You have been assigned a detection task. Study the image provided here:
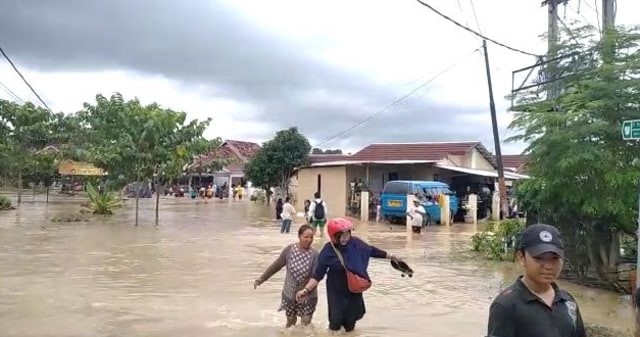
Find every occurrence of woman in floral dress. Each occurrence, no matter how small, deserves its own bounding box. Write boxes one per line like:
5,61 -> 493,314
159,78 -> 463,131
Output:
254,224 -> 319,327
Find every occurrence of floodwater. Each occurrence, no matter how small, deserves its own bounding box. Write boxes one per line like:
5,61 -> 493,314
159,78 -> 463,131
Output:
0,194 -> 634,337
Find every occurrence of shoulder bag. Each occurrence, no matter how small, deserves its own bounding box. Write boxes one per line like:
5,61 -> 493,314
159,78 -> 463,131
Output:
330,243 -> 372,293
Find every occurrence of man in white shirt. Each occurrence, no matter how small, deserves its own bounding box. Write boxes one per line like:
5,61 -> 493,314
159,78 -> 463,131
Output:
407,198 -> 426,234
280,196 -> 296,233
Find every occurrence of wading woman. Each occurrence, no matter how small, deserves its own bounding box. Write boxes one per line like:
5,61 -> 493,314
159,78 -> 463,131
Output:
254,224 -> 319,328
295,218 -> 398,333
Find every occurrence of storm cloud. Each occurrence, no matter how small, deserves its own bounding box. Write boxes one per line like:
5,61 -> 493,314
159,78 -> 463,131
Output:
0,0 -> 499,150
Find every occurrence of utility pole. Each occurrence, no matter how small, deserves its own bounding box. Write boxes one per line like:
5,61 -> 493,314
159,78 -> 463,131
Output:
602,0 -> 616,31
541,0 -> 568,99
481,40 -> 508,220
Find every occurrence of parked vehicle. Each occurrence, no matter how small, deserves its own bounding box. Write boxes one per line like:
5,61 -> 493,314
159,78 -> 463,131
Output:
380,180 -> 459,225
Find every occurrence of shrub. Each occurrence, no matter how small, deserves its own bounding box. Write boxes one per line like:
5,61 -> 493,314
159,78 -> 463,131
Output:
470,219 -> 525,261
0,195 -> 12,210
85,182 -> 121,215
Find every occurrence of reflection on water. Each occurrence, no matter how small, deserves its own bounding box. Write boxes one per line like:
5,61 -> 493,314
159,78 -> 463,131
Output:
0,196 -> 633,336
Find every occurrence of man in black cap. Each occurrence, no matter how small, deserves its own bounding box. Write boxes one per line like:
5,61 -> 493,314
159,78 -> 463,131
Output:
486,224 -> 586,337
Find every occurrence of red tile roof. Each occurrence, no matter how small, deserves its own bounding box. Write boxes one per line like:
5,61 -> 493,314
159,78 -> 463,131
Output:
224,140 -> 261,160
188,139 -> 260,171
351,141 -> 487,162
309,154 -> 351,163
502,154 -> 527,172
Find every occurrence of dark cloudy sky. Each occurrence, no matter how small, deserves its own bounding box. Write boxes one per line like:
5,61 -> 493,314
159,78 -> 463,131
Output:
0,0 -> 629,154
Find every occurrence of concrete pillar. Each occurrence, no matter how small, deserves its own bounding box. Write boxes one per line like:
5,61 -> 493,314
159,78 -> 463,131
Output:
440,195 -> 451,226
491,191 -> 500,221
360,190 -> 369,222
406,194 -> 415,238
468,193 -> 478,225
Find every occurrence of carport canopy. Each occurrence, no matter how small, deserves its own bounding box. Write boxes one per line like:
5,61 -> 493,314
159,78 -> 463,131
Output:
435,163 -> 529,180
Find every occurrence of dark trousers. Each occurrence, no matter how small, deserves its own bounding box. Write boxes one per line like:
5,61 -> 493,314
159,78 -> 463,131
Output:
329,319 -> 356,332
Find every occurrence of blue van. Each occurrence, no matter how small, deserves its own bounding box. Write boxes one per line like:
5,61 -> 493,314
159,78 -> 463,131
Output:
380,180 -> 459,225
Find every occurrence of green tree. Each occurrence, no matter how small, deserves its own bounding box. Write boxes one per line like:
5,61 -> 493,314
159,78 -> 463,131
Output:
245,127 -> 311,197
312,148 -> 343,155
79,93 -> 215,225
145,109 -> 214,225
509,24 -> 640,283
24,151 -> 60,203
0,100 -> 56,204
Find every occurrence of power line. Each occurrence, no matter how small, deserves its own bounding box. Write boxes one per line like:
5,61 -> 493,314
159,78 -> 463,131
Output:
415,0 -> 540,57
0,80 -> 25,103
313,46 -> 482,148
469,0 -> 483,34
0,44 -> 53,112
567,1 -> 601,33
557,14 -> 582,46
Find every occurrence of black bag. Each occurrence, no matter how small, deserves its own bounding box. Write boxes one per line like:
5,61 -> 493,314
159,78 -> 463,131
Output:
313,200 -> 326,219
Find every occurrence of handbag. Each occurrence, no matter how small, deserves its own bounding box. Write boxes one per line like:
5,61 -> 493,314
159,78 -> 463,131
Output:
330,243 -> 372,293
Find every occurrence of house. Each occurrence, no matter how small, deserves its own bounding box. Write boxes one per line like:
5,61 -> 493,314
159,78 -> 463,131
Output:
290,141 -> 528,218
502,154 -> 528,174
188,139 -> 261,187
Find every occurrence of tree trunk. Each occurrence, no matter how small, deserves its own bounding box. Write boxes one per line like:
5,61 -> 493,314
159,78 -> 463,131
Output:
32,185 -> 36,201
135,181 -> 140,226
266,188 -> 272,205
17,172 -> 22,205
46,187 -> 49,204
155,179 -> 160,226
586,220 -> 621,283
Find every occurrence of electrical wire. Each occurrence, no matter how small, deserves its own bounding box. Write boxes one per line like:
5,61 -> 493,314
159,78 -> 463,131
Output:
557,14 -> 582,46
569,1 -> 601,33
415,0 -> 540,57
0,44 -> 53,112
468,0 -> 483,34
0,80 -> 24,103
312,46 -> 482,148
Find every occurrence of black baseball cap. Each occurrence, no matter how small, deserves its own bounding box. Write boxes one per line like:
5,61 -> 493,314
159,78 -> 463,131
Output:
517,224 -> 564,258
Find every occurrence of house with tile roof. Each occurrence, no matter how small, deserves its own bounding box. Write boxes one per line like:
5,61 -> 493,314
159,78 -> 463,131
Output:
501,154 -> 528,174
187,139 -> 261,187
291,141 -> 528,218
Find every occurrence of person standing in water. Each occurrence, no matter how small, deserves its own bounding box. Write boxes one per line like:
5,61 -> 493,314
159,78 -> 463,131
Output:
487,224 -> 586,337
280,197 -> 296,234
303,199 -> 311,224
275,198 -> 284,221
254,224 -> 319,328
296,218 -> 398,333
407,198 -> 426,233
307,192 -> 328,236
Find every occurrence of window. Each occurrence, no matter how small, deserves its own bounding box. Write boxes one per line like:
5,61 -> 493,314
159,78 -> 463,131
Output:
382,181 -> 409,195
422,186 -> 454,196
388,172 -> 399,181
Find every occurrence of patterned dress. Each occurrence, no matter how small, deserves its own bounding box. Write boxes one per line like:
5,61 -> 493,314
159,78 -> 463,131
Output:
259,243 -> 319,317
280,244 -> 319,316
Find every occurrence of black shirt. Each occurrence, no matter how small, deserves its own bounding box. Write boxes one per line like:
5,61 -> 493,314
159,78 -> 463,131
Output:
487,276 -> 586,337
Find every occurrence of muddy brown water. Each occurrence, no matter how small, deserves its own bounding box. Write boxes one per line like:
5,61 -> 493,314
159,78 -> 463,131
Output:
0,195 -> 634,336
